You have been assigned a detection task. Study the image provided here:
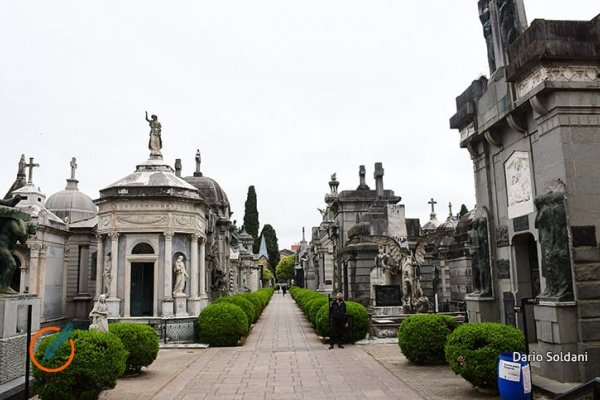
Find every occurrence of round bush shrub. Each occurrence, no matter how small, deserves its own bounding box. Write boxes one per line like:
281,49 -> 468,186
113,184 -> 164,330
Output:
109,322 -> 159,374
197,302 -> 249,346
314,301 -> 368,343
299,292 -> 322,312
244,293 -> 266,319
346,301 -> 369,342
315,303 -> 331,337
398,314 -> 457,364
213,296 -> 256,326
33,329 -> 127,400
305,297 -> 328,325
445,322 -> 526,390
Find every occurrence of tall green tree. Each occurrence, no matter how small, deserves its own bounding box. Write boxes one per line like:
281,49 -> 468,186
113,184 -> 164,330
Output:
459,204 -> 469,217
243,186 -> 260,252
260,224 -> 280,273
275,254 -> 295,282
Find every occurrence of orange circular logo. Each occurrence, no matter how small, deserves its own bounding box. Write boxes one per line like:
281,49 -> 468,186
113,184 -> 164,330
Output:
29,326 -> 75,373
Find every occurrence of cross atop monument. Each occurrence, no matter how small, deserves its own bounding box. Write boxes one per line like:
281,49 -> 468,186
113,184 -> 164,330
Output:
25,157 -> 39,184
428,198 -> 437,214
70,157 -> 77,180
448,202 -> 453,217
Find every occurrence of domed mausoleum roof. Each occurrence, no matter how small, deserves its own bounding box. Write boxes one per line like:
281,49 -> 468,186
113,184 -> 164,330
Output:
99,157 -> 201,200
46,158 -> 97,223
184,150 -> 230,209
422,198 -> 441,232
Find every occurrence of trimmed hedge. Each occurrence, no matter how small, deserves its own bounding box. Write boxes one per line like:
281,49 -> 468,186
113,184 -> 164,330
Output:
33,329 -> 127,400
213,296 -> 256,326
197,302 -> 249,346
398,314 -> 457,364
445,322 -> 526,390
109,323 -> 159,374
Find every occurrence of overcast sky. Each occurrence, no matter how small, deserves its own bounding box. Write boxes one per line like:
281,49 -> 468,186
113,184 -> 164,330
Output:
1,1 -> 598,249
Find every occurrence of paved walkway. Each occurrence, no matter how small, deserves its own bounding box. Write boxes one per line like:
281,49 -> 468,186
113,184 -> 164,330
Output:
99,294 -> 556,400
105,294 -> 424,400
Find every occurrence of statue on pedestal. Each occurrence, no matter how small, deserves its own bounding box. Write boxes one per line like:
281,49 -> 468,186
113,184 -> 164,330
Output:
89,294 -> 109,332
173,255 -> 188,295
103,254 -> 112,295
145,111 -> 162,157
468,217 -> 492,296
535,192 -> 573,300
0,196 -> 37,294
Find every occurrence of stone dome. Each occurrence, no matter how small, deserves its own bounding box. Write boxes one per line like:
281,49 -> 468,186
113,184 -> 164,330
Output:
183,150 -> 229,209
184,175 -> 229,209
46,179 -> 97,223
438,217 -> 458,231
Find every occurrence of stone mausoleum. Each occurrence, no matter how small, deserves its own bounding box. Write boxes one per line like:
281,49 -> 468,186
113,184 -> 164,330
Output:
450,0 -> 600,383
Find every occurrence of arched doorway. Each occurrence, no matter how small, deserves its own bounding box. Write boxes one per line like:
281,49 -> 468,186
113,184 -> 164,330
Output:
130,243 -> 155,317
512,233 -> 540,343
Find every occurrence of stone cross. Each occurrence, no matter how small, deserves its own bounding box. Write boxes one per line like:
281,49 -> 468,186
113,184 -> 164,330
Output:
428,198 -> 437,214
25,157 -> 39,184
70,157 -> 77,180
359,165 -> 366,186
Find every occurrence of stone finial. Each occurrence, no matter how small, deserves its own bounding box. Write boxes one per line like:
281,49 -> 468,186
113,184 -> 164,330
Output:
17,155 -> 26,180
66,157 -> 79,190
357,165 -> 369,190
329,173 -> 339,195
302,227 -> 305,242
448,202 -> 453,217
194,149 -> 202,177
374,162 -> 384,197
70,157 -> 77,180
175,159 -> 182,177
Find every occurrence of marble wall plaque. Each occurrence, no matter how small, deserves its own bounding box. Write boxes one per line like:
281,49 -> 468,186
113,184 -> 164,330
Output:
513,215 -> 529,232
505,151 -> 534,219
374,285 -> 402,307
497,259 -> 510,278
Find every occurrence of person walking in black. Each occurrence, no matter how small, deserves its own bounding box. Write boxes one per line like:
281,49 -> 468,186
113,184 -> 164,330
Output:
329,292 -> 347,349
281,284 -> 287,296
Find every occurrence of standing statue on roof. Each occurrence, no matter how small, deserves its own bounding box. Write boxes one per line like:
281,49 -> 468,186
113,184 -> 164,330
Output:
145,111 -> 162,156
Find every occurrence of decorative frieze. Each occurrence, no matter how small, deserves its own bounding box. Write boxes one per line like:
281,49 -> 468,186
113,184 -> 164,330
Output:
517,65 -> 600,99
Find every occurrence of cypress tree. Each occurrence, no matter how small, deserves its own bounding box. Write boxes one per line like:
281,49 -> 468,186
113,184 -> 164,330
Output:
243,186 -> 260,251
459,204 -> 469,217
260,224 -> 280,273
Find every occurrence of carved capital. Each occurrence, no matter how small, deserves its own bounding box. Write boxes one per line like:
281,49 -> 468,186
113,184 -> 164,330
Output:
109,231 -> 119,240
190,232 -> 202,242
164,231 -> 174,240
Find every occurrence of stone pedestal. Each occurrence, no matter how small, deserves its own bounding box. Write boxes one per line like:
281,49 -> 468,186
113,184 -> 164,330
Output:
161,298 -> 174,317
534,301 -> 579,382
174,294 -> 188,317
465,295 -> 498,322
106,297 -> 121,318
0,295 -> 41,387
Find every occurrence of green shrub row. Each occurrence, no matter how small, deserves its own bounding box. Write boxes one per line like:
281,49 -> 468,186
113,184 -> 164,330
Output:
290,287 -> 369,343
397,315 -> 526,391
197,287 -> 275,346
33,322 -> 160,400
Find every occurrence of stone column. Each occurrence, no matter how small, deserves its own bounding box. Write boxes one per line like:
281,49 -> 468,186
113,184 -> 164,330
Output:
27,242 -> 42,295
162,231 -> 174,317
95,234 -> 103,298
190,234 -> 199,298
199,237 -> 208,303
187,233 -> 202,315
106,232 -> 121,317
77,245 -> 90,294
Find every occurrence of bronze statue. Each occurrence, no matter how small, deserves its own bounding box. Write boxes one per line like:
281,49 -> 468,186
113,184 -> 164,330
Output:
468,217 -> 491,296
145,111 -> 162,156
535,192 -> 573,300
479,3 -> 496,74
0,198 -> 37,294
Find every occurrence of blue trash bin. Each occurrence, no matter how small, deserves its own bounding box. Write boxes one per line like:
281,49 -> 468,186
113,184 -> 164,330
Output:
498,352 -> 531,400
